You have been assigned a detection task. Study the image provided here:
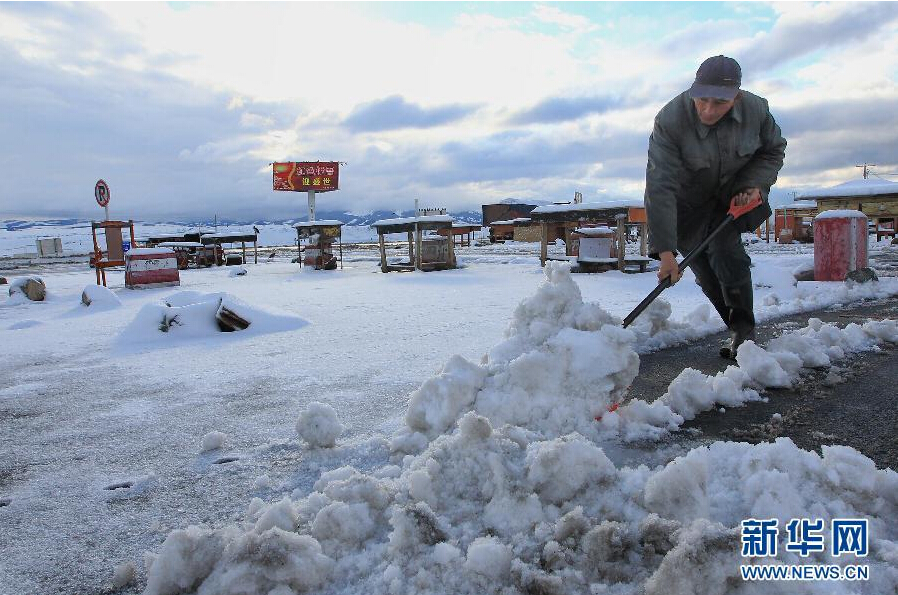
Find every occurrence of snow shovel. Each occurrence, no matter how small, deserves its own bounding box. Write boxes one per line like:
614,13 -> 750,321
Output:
622,195 -> 762,328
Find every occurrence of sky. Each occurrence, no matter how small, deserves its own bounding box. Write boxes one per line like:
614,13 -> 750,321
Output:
2,1 -> 898,221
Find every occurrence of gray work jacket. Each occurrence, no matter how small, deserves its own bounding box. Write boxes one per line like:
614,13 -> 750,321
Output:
644,90 -> 786,255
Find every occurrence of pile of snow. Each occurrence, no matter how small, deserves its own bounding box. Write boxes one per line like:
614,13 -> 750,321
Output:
402,262 -> 634,442
228,266 -> 247,277
141,263 -> 898,595
143,424 -> 898,595
296,402 -> 344,448
200,431 -> 227,453
81,284 -> 122,309
117,291 -> 308,347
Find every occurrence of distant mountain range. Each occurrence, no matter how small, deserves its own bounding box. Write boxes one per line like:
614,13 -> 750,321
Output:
1,209 -> 487,232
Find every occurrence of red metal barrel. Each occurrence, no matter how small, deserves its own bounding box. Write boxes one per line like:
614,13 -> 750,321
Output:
813,210 -> 868,281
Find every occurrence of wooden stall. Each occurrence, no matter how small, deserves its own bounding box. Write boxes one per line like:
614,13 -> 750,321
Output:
294,221 -> 344,270
797,178 -> 898,242
155,242 -> 221,269
90,220 -> 136,287
529,200 -> 651,273
371,215 -> 456,273
488,219 -> 515,243
773,200 -> 818,244
201,232 -> 259,265
436,223 -> 481,247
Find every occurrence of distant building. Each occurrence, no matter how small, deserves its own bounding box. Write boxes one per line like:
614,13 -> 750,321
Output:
796,178 -> 898,241
481,203 -> 538,227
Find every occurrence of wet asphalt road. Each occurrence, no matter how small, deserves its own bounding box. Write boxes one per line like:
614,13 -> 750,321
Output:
628,295 -> 898,470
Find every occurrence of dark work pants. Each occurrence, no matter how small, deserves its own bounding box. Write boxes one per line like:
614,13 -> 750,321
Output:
679,216 -> 754,329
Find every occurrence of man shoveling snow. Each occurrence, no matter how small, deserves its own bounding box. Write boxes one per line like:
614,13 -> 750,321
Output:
644,55 -> 787,360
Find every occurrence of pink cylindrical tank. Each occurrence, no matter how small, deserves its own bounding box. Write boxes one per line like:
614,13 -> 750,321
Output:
813,210 -> 868,281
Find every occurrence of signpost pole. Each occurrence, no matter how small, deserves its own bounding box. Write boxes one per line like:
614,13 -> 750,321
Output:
308,190 -> 316,223
104,205 -> 109,222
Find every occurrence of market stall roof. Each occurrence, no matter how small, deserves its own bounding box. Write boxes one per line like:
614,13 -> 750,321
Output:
200,232 -> 258,244
795,178 -> 898,200
157,241 -> 205,248
783,200 -> 818,209
147,235 -> 190,244
573,226 -> 615,236
530,199 -> 645,222
371,215 -> 453,234
294,220 -> 345,228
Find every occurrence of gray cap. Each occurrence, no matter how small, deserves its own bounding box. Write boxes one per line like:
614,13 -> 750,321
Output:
689,55 -> 741,100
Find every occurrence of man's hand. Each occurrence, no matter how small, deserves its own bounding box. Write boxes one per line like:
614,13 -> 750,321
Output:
658,251 -> 680,284
732,187 -> 761,206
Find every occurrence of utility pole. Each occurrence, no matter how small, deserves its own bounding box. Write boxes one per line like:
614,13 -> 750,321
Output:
856,163 -> 876,179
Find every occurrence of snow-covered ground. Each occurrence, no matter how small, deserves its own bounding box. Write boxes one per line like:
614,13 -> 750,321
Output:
0,222 -> 418,258
1,237 -> 897,594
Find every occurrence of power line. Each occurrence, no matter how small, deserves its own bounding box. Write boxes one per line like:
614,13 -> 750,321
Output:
856,163 -> 876,179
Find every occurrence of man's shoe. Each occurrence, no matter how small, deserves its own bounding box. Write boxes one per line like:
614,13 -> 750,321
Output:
719,327 -> 755,360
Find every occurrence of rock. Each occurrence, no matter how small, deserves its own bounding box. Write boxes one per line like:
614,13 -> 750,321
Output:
9,276 -> 46,301
846,267 -> 878,284
892,237 -> 898,246
81,284 -> 121,307
0,277 -> 6,285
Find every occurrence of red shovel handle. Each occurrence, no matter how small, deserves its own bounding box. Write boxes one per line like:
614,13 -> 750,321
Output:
728,194 -> 763,220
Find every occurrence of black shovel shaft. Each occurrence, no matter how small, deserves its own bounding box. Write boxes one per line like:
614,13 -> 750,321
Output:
622,213 -> 735,328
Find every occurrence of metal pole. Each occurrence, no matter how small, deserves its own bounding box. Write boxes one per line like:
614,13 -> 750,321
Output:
104,205 -> 109,221
308,190 -> 316,223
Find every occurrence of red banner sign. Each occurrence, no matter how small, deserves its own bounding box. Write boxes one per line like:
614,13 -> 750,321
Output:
273,162 -> 339,193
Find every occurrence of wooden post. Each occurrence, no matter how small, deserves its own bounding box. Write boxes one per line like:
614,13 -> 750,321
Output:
540,221 -> 548,267
446,226 -> 455,268
378,231 -> 388,273
241,241 -> 246,264
254,237 -> 258,264
415,228 -> 422,270
338,230 -> 343,269
407,231 -> 414,265
615,214 -> 627,271
639,222 -> 647,256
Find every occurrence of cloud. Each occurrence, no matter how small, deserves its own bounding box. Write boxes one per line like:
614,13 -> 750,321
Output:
430,128 -> 648,187
342,96 -> 479,132
777,97 -> 898,140
740,3 -> 898,73
531,4 -> 598,34
510,95 -> 633,125
2,2 -> 898,219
